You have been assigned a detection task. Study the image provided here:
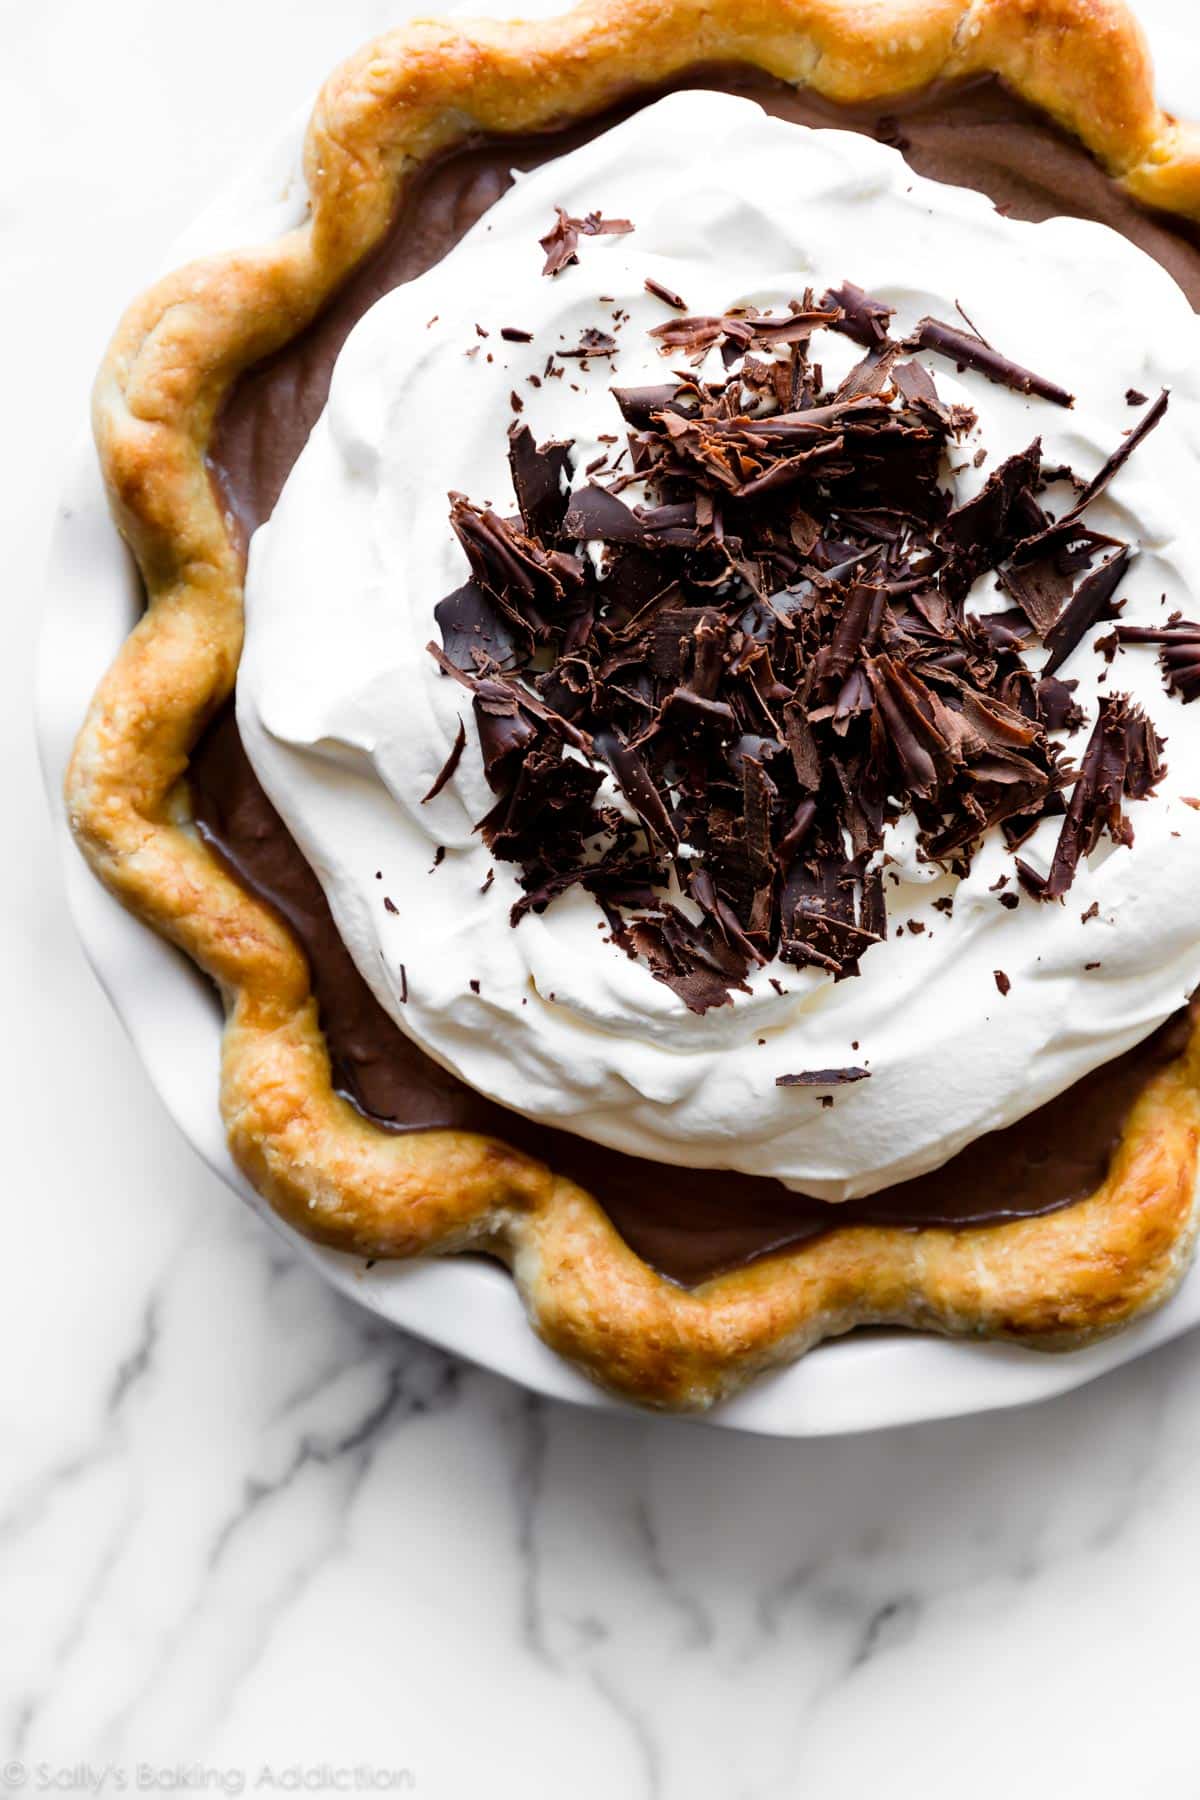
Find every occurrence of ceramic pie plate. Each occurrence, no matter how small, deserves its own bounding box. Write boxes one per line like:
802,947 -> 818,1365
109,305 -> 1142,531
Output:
35,14 -> 1200,1436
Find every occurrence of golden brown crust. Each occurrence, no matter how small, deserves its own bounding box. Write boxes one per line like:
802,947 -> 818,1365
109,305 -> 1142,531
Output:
67,0 -> 1200,1409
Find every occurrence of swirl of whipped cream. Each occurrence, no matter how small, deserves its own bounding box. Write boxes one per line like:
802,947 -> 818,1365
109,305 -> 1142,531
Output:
238,89 -> 1200,1200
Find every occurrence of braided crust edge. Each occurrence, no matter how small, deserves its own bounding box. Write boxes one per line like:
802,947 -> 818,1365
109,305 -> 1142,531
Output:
67,0 -> 1200,1409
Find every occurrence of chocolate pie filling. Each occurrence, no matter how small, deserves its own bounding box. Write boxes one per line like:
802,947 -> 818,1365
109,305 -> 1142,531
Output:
196,72 -> 1200,1287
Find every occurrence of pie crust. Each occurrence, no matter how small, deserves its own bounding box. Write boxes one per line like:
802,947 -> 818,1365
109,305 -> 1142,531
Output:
68,0 -> 1200,1409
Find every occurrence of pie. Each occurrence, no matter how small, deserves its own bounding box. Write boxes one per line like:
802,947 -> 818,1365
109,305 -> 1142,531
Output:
68,0 -> 1200,1409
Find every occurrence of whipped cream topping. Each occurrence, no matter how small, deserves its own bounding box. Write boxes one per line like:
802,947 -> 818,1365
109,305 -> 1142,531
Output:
237,90 -> 1200,1200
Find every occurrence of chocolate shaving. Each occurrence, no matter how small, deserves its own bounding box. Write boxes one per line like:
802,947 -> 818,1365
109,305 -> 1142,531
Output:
942,440 -> 1043,596
1041,547 -> 1133,678
891,358 -> 974,436
434,580 -> 524,672
1012,391 -> 1169,565
611,383 -> 691,429
539,207 -> 634,277
420,717 -> 467,803
471,680 -> 540,789
836,341 -> 904,403
563,482 -> 647,544
649,304 -> 840,363
1073,389 -> 1169,512
606,903 -> 752,1014
821,282 -> 895,347
508,424 -> 574,540
997,557 -> 1076,638
1036,675 -> 1085,734
1019,693 -> 1165,898
645,277 -> 687,310
776,1067 -> 871,1087
1114,616 -> 1200,702
909,316 -> 1074,407
595,728 -> 678,849
559,327 -> 618,359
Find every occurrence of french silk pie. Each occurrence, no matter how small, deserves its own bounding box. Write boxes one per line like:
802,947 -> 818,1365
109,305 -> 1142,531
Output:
69,0 -> 1200,1408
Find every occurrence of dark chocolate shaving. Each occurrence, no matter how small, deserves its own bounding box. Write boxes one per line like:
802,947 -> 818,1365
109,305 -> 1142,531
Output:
434,580 -> 524,672
508,423 -> 574,542
645,277 -> 687,310
997,556 -> 1076,638
1041,547 -> 1133,678
648,303 -> 841,363
595,728 -> 679,849
776,1068 -> 871,1087
909,316 -> 1074,407
420,717 -> 467,804
1113,616 -> 1200,703
941,440 -> 1043,597
821,282 -> 895,347
1019,693 -> 1165,899
1072,388 -> 1169,513
562,482 -> 647,544
1036,675 -> 1085,734
611,383 -> 692,429
539,207 -> 634,277
1011,391 -> 1169,565
559,327 -> 618,359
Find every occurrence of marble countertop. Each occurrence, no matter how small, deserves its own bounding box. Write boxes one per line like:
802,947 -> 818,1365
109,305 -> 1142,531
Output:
7,2 -> 1200,1791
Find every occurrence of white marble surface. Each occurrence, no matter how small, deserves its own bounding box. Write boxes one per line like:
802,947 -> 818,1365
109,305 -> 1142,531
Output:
8,1 -> 1200,1790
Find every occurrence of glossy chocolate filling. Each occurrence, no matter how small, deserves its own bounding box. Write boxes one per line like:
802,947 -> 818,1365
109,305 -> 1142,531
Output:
197,71 -> 1200,1287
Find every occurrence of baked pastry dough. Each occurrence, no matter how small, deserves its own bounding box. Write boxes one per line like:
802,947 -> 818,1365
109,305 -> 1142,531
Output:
68,0 -> 1200,1409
